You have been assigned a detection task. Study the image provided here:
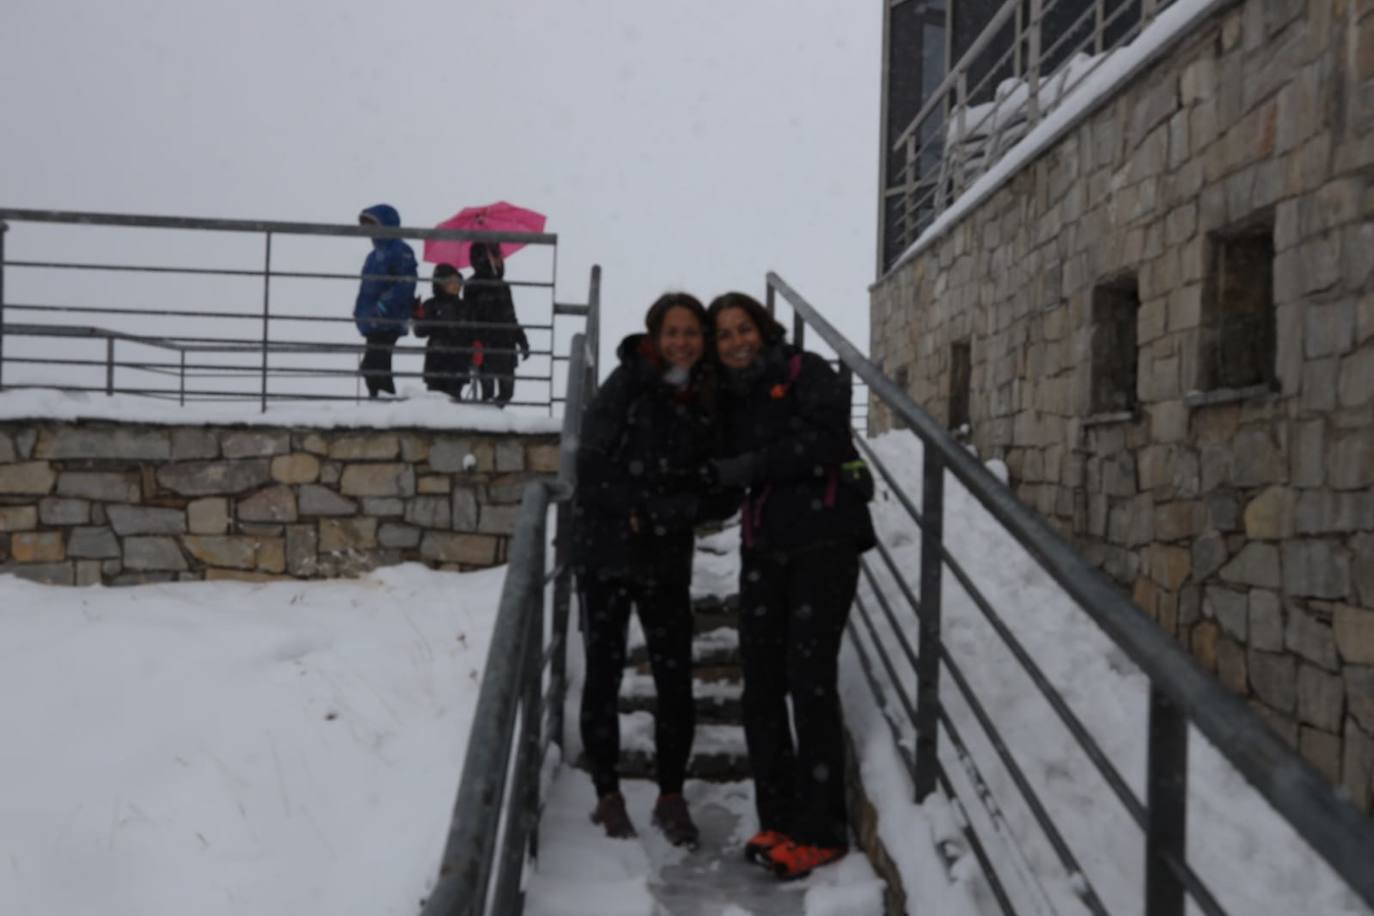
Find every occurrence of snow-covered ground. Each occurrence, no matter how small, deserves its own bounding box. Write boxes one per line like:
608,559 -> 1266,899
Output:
2,424 -> 1367,916
0,563 -> 504,916
844,429 -> 1372,916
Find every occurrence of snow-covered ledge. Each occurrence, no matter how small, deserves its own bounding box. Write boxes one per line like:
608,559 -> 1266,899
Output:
0,390 -> 560,586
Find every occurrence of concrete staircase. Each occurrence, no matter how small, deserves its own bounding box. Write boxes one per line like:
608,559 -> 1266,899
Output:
617,594 -> 752,783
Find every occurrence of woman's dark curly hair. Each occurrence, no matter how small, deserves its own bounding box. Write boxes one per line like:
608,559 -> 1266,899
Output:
644,292 -> 708,340
705,292 -> 787,348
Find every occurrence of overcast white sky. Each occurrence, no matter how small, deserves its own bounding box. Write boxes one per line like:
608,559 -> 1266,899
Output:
0,0 -> 880,376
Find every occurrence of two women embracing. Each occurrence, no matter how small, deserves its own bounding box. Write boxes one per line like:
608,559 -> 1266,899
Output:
571,290 -> 876,881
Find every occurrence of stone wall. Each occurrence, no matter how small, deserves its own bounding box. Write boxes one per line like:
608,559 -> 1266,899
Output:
870,0 -> 1374,809
0,422 -> 559,585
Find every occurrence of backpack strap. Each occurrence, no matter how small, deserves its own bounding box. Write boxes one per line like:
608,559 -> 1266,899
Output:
769,353 -> 806,401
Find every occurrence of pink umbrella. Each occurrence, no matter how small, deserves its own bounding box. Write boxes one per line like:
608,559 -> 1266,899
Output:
423,201 -> 548,268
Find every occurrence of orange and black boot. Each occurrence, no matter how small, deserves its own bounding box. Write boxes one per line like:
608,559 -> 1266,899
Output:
743,829 -> 788,866
766,839 -> 847,880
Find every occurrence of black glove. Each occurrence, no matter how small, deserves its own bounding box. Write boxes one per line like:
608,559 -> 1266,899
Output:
708,453 -> 759,489
517,341 -> 531,362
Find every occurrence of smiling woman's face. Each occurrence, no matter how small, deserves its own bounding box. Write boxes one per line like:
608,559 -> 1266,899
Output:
714,307 -> 763,370
657,305 -> 704,371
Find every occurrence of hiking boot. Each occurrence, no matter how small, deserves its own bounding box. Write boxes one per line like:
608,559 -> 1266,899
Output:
744,829 -> 788,866
651,793 -> 700,849
766,839 -> 848,880
590,792 -> 637,839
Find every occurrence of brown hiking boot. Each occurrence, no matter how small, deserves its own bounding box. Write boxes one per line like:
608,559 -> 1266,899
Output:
651,793 -> 700,849
590,792 -> 637,839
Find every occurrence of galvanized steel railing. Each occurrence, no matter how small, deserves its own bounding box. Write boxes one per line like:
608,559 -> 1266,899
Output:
882,0 -> 1202,270
0,208 -> 582,411
419,269 -> 599,916
765,271 -> 1374,916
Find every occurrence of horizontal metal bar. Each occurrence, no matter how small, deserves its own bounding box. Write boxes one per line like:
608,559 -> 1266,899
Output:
552,302 -> 589,316
0,382 -> 559,408
6,304 -> 554,333
0,207 -> 558,245
3,259 -> 556,289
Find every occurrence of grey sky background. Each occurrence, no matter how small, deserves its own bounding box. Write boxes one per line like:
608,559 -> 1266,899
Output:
0,0 -> 880,385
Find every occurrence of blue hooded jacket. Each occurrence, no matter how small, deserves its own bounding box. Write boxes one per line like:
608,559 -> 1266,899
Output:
353,203 -> 417,336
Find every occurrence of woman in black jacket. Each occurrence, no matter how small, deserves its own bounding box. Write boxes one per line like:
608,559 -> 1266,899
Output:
413,263 -> 474,398
705,292 -> 875,880
572,292 -> 731,848
463,242 -> 529,405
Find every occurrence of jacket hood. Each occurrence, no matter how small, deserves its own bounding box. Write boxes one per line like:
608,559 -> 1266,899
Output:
360,203 -> 401,228
431,262 -> 461,298
469,241 -> 505,279
360,204 -> 402,250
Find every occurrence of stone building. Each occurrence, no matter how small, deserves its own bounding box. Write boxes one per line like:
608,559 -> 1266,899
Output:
870,0 -> 1374,810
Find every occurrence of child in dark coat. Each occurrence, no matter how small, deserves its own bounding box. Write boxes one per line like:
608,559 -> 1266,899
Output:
414,263 -> 474,398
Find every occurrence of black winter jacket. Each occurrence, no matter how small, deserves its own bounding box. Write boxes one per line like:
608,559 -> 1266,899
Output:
719,343 -> 875,556
572,334 -> 734,583
463,256 -> 528,371
414,292 -> 475,391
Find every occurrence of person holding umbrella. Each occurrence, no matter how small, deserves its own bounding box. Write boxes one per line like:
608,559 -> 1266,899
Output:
422,202 -> 545,407
353,204 -> 417,398
465,241 -> 529,405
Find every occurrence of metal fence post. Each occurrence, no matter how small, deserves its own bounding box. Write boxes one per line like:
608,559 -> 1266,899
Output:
0,220 -> 7,390
1145,687 -> 1188,916
587,265 -> 601,384
260,231 -> 272,413
793,310 -> 806,349
106,337 -> 115,395
913,448 -> 945,801
1028,0 -> 1043,127
179,350 -> 186,406
765,282 -> 776,317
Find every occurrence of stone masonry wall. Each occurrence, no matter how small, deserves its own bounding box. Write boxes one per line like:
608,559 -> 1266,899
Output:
0,422 -> 559,585
870,0 -> 1374,809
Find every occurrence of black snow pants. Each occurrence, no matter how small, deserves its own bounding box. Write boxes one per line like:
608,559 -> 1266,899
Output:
360,331 -> 401,397
738,542 -> 859,848
579,573 -> 695,797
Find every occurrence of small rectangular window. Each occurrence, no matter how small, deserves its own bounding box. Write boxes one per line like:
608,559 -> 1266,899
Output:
1204,227 -> 1276,390
1091,276 -> 1140,414
949,340 -> 972,430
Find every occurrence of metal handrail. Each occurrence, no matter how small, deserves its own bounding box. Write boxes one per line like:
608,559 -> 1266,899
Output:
766,271 -> 1374,914
0,208 -> 570,411
419,267 -> 599,916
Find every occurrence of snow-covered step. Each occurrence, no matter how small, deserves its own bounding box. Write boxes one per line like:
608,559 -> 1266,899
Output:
618,671 -> 744,724
628,624 -> 741,669
615,711 -> 750,782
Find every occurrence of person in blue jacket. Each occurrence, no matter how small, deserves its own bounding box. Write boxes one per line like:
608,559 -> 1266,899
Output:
354,204 -> 417,398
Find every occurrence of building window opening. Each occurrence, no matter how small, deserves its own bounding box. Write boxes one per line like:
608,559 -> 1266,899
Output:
1091,276 -> 1140,414
1203,226 -> 1276,391
949,340 -> 972,432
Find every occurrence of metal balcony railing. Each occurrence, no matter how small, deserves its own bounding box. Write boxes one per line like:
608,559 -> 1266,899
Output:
880,0 -> 1227,272
0,208 -> 587,413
